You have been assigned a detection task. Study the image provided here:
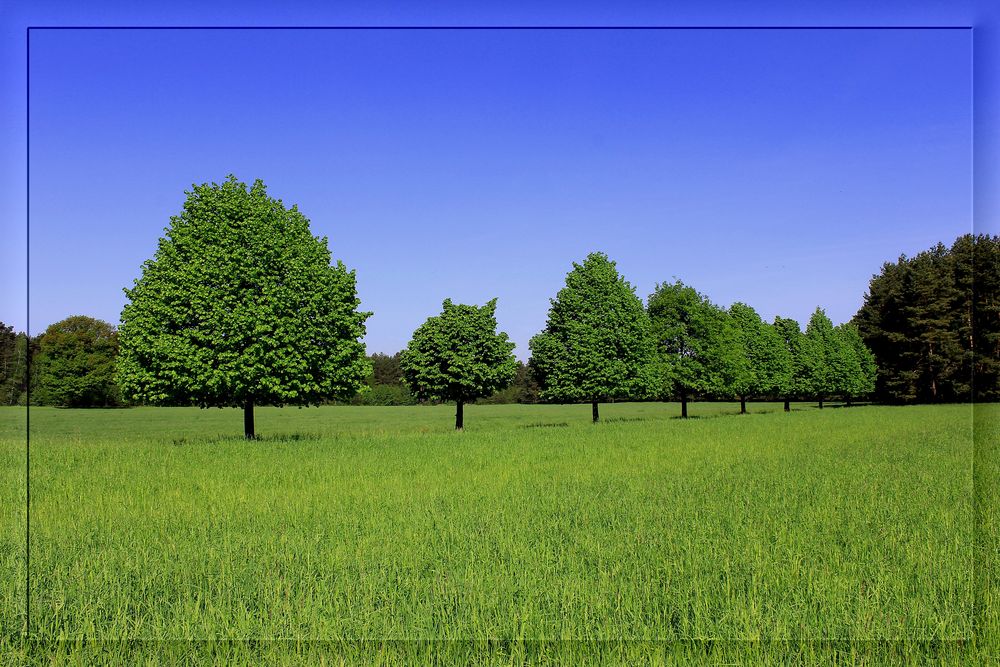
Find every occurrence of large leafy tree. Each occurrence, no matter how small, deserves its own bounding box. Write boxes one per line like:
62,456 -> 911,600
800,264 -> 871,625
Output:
118,176 -> 371,438
647,280 -> 740,418
35,316 -> 120,407
401,298 -> 517,429
530,252 -> 656,422
728,302 -> 790,414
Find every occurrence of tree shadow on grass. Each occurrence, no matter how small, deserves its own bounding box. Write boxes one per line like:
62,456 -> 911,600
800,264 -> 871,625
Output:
171,432 -> 325,446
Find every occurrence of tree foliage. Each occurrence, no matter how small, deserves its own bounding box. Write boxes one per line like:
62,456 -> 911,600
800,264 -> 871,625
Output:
0,322 -> 31,406
853,234 -> 998,402
117,176 -> 371,435
401,298 -> 517,428
771,317 -> 806,399
35,316 -> 120,407
728,302 -> 790,407
646,280 -> 742,414
529,253 -> 657,418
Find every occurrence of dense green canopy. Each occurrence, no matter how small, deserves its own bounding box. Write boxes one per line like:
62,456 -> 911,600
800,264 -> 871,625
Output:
530,252 -> 656,421
118,176 -> 371,436
647,280 -> 741,417
728,302 -> 791,412
854,234 -> 999,402
401,298 -> 517,429
35,316 -> 120,408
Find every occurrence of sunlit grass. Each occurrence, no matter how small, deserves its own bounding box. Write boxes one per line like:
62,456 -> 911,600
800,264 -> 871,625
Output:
1,401 -> 993,664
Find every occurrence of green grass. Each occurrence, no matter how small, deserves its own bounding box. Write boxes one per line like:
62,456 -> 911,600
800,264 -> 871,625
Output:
1,401 -> 995,664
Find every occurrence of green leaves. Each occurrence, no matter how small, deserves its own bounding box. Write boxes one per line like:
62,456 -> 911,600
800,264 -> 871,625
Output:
400,298 -> 517,404
728,302 -> 791,399
118,175 -> 372,409
35,316 -> 120,407
530,253 -> 657,403
647,280 -> 737,400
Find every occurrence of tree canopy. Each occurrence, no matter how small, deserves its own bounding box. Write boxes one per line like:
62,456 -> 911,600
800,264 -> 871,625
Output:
0,322 -> 30,406
853,234 -> 999,402
727,302 -> 791,413
35,316 -> 120,407
117,175 -> 371,437
647,280 -> 740,417
529,252 -> 656,422
401,298 -> 517,429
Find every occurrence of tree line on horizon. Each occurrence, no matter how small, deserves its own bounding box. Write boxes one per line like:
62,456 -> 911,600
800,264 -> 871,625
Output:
0,177 -> 995,435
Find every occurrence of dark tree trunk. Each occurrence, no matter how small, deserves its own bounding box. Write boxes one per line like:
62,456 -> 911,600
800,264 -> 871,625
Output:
740,397 -> 747,414
244,400 -> 255,440
818,398 -> 824,409
846,397 -> 853,407
681,394 -> 688,419
592,401 -> 599,423
784,398 -> 790,412
456,400 -> 464,431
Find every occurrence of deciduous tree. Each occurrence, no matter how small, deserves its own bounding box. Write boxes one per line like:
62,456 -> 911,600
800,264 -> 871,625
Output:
805,308 -> 837,408
530,252 -> 657,422
401,298 -> 517,429
35,316 -> 120,407
728,302 -> 790,414
118,176 -> 371,438
647,281 -> 739,418
772,317 -> 806,411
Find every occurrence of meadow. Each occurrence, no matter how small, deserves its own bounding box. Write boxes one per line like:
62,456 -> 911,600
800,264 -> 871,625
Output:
0,402 -> 996,664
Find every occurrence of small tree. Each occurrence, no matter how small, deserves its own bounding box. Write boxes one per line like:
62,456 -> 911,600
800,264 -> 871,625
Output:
727,303 -> 792,414
772,316 -> 805,411
118,176 -> 371,438
804,308 -> 836,408
835,323 -> 877,405
401,298 -> 517,430
35,316 -> 120,407
647,281 -> 739,418
529,252 -> 657,422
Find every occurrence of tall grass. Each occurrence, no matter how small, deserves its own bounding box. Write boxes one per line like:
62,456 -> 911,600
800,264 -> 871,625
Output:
1,402 -> 992,664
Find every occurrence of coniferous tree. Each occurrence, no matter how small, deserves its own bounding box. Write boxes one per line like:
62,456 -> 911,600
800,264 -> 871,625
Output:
854,234 -> 999,402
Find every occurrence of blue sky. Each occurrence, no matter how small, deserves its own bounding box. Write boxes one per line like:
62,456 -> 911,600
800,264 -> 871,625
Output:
2,2 -> 995,361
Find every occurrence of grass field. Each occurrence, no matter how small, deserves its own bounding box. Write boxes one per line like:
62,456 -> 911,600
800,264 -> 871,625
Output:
1,401 -> 996,664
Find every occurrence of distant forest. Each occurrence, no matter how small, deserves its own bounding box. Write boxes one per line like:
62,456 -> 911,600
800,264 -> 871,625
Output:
1,233 -> 996,407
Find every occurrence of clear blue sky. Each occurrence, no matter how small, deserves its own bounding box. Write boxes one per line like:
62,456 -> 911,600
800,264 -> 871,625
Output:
2,2 -> 996,361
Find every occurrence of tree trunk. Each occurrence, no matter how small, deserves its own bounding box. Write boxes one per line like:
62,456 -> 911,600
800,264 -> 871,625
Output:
846,397 -> 853,407
592,401 -> 599,423
818,398 -> 824,409
784,398 -> 790,412
740,396 -> 747,414
244,400 -> 255,439
681,394 -> 688,419
455,400 -> 464,431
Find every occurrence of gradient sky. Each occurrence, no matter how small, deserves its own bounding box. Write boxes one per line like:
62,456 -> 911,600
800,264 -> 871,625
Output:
2,2 -> 994,361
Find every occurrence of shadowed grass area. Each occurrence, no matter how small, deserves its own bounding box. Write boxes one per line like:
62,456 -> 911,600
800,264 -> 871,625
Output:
0,402 -> 992,664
